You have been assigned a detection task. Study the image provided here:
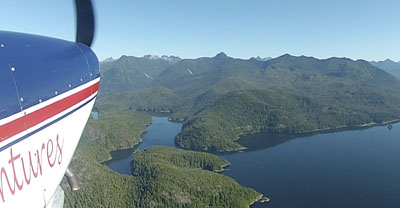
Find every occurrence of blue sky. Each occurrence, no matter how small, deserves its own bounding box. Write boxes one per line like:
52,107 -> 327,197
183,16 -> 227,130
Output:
1,0 -> 400,61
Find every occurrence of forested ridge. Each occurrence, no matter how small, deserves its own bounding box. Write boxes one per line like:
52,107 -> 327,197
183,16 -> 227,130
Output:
176,89 -> 396,151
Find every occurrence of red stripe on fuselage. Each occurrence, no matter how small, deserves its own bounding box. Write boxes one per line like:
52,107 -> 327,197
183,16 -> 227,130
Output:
0,82 -> 99,143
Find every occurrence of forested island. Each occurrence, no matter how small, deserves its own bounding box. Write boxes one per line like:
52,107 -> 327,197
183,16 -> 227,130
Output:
63,111 -> 260,207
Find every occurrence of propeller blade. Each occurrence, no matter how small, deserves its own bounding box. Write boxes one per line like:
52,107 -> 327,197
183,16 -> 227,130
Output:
74,0 -> 95,47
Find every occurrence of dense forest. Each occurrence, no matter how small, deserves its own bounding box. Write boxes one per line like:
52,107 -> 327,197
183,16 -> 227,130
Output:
176,89 -> 394,151
63,112 -> 260,207
130,146 -> 259,207
95,54 -> 400,151
83,111 -> 152,151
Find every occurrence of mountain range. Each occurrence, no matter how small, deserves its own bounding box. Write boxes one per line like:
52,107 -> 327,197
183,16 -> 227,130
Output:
96,53 -> 400,152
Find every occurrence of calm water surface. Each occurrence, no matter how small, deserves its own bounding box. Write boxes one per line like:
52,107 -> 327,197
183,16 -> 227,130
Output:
224,123 -> 400,208
104,116 -> 182,174
105,117 -> 400,208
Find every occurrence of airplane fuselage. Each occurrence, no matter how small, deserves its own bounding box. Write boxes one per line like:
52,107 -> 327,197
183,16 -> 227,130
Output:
0,31 -> 100,207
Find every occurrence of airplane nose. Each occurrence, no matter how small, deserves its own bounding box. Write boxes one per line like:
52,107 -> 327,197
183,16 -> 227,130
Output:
0,31 -> 99,112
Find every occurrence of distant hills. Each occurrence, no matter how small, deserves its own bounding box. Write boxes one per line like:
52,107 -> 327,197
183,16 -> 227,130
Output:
370,59 -> 400,78
96,53 -> 400,152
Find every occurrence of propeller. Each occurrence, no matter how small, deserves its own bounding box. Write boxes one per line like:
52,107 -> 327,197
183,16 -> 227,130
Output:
74,0 -> 95,47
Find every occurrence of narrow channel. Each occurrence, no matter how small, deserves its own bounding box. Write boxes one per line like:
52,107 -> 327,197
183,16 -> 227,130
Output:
104,116 -> 182,174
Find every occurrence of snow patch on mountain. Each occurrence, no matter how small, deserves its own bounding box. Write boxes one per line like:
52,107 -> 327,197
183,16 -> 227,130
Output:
187,68 -> 194,75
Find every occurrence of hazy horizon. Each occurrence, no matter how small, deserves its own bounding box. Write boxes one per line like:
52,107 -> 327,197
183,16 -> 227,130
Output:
101,52 -> 400,63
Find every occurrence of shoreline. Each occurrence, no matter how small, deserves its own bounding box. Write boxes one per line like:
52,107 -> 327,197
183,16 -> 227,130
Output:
227,118 -> 400,153
249,194 -> 270,207
214,163 -> 231,173
101,120 -> 152,164
175,119 -> 400,154
249,195 -> 263,207
300,118 -> 399,134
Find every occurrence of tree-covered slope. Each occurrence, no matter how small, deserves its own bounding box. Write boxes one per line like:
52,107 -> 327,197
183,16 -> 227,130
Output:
176,89 -> 400,152
82,110 -> 151,151
131,146 -> 259,207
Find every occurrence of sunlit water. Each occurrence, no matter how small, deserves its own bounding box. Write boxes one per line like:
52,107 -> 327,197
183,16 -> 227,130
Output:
105,117 -> 400,208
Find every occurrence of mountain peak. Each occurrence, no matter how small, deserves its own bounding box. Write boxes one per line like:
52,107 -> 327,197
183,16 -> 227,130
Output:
252,56 -> 272,61
281,53 -> 294,58
101,57 -> 115,63
143,55 -> 181,63
215,52 -> 228,59
384,58 -> 394,63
